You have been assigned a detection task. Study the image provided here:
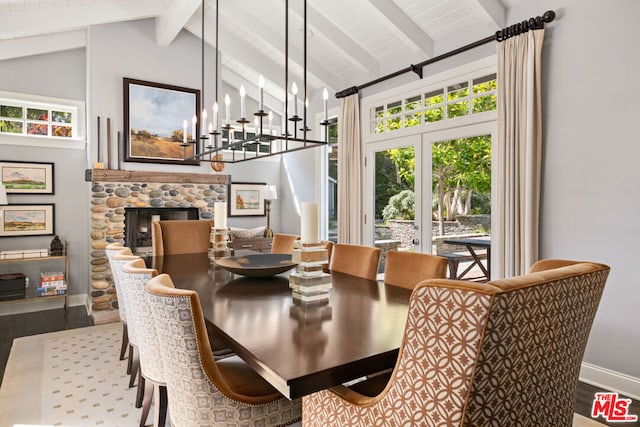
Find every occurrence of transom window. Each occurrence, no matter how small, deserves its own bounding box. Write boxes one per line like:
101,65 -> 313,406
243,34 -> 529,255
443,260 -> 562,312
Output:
371,73 -> 496,134
0,91 -> 85,148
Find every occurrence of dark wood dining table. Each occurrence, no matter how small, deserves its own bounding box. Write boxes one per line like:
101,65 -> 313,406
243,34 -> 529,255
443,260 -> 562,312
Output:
147,252 -> 411,400
442,236 -> 491,281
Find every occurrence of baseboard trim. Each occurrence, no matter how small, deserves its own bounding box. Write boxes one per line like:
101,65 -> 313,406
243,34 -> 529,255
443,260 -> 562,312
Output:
580,362 -> 640,401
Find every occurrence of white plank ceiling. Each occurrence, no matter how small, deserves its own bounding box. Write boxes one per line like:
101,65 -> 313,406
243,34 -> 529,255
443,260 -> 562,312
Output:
0,0 -> 522,109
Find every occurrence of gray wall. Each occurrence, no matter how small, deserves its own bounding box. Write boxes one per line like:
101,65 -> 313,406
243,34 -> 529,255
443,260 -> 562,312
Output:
0,48 -> 89,301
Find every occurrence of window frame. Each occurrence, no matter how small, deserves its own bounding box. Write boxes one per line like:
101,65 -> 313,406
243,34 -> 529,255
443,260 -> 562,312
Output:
0,90 -> 86,149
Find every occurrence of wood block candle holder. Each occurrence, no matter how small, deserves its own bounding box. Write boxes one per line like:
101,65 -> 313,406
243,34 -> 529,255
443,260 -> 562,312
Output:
290,241 -> 332,304
209,228 -> 231,260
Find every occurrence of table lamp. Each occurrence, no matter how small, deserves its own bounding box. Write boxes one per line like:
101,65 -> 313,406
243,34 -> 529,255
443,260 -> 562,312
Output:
264,185 -> 278,237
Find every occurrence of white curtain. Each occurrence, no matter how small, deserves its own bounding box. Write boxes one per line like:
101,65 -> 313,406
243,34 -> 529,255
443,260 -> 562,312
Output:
495,29 -> 545,278
337,94 -> 361,244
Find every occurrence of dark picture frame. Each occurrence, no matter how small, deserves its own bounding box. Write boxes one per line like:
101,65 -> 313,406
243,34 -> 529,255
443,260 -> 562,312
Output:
123,78 -> 200,165
228,182 -> 266,217
0,160 -> 54,194
0,203 -> 55,237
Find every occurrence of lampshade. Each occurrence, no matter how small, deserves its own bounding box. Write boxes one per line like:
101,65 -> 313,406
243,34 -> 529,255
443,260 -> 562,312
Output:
0,183 -> 8,205
265,185 -> 278,200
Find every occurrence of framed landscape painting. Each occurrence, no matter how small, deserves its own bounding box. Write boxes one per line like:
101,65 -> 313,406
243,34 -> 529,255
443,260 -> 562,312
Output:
229,182 -> 266,217
0,204 -> 55,237
123,78 -> 200,165
0,161 -> 54,194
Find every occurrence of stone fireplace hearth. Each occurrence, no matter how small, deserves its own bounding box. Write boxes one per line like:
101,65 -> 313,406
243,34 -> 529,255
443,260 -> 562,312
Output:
89,169 -> 229,314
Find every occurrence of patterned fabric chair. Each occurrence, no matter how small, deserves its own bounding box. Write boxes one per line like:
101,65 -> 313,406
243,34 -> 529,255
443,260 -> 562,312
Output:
330,244 -> 381,281
270,233 -> 300,254
105,242 -> 128,361
303,259 -> 610,426
111,248 -> 142,390
145,273 -> 302,427
383,250 -> 448,290
152,219 -> 213,256
120,259 -> 167,427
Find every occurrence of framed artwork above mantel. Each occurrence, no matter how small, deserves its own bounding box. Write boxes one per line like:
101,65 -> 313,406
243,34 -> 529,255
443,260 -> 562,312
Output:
123,78 -> 200,165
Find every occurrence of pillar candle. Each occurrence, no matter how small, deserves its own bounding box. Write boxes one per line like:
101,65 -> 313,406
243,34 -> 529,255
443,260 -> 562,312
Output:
214,202 -> 227,229
300,202 -> 318,243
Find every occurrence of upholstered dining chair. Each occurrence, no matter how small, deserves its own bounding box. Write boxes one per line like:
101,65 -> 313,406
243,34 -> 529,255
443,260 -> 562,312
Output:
145,273 -> 302,426
120,259 -> 167,427
303,259 -> 610,427
384,250 -> 448,290
151,219 -> 213,256
330,243 -> 381,281
270,233 -> 300,254
105,242 -> 128,361
111,249 -> 144,392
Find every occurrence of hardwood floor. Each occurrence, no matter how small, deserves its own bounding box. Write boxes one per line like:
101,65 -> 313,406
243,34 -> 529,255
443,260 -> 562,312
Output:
0,307 -> 637,426
0,306 -> 92,384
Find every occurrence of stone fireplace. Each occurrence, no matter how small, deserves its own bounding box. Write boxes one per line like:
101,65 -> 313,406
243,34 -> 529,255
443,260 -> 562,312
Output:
89,169 -> 229,313
124,207 -> 199,253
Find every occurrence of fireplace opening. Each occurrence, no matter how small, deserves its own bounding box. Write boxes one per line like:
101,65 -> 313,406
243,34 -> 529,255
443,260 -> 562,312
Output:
124,207 -> 199,253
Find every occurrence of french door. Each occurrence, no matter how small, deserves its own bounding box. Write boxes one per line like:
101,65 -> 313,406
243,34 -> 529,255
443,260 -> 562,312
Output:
364,122 -> 496,256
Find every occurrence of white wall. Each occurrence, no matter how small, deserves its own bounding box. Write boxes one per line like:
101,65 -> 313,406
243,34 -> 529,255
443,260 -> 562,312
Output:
508,0 -> 640,387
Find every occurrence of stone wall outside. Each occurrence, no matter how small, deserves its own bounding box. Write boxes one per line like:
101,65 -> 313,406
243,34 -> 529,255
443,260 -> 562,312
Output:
90,181 -> 227,313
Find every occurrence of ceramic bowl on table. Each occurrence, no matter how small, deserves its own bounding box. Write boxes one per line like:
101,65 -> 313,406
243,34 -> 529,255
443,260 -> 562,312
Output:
214,253 -> 296,277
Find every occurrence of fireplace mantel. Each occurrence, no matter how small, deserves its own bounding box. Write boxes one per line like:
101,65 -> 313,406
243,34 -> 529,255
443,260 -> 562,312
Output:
90,169 -> 229,184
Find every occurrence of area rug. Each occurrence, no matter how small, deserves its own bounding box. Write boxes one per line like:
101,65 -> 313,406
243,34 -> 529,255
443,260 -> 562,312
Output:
0,322 -> 137,426
0,323 -> 604,427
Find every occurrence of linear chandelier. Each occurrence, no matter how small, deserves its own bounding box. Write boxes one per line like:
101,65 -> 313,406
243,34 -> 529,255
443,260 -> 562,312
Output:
182,0 -> 330,164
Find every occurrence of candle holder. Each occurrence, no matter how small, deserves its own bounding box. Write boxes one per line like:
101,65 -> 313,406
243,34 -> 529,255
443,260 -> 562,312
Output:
289,241 -> 332,304
209,227 -> 231,260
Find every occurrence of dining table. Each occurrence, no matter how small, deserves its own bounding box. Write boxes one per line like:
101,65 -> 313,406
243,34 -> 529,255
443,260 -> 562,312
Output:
146,251 -> 412,400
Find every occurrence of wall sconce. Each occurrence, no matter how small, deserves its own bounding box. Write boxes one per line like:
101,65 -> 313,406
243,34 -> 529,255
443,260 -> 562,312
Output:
264,185 -> 278,238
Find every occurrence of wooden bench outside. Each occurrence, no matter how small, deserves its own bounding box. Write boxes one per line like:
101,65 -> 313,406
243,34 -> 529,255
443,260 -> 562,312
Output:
439,251 -> 488,281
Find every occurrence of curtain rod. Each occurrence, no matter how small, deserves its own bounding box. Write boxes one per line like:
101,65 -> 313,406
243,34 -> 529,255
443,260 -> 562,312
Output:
335,10 -> 556,99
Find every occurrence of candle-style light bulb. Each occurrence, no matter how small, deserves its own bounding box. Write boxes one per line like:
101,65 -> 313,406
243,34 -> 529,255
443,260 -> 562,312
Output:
201,108 -> 207,136
258,75 -> 265,112
191,115 -> 197,141
323,88 -> 329,121
239,85 -> 246,119
183,119 -> 187,144
224,94 -> 231,125
212,102 -> 219,131
291,82 -> 298,116
254,116 -> 259,136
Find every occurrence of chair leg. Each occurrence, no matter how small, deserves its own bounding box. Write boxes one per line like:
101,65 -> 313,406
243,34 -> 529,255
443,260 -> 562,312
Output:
139,377 -> 153,425
126,343 -> 133,375
119,323 -> 129,361
154,384 -> 168,427
135,369 -> 145,409
129,347 -> 139,388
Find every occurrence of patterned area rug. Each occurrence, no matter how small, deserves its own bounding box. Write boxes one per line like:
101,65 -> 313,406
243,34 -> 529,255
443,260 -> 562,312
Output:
0,323 -> 137,426
0,323 -> 603,427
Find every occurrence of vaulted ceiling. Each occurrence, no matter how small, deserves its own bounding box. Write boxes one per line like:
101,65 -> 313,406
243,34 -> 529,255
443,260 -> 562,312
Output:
0,0 -> 523,109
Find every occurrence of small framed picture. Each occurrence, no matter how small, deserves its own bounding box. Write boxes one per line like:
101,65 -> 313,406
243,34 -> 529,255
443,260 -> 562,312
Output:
0,161 -> 54,194
0,204 -> 55,237
228,182 -> 266,217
